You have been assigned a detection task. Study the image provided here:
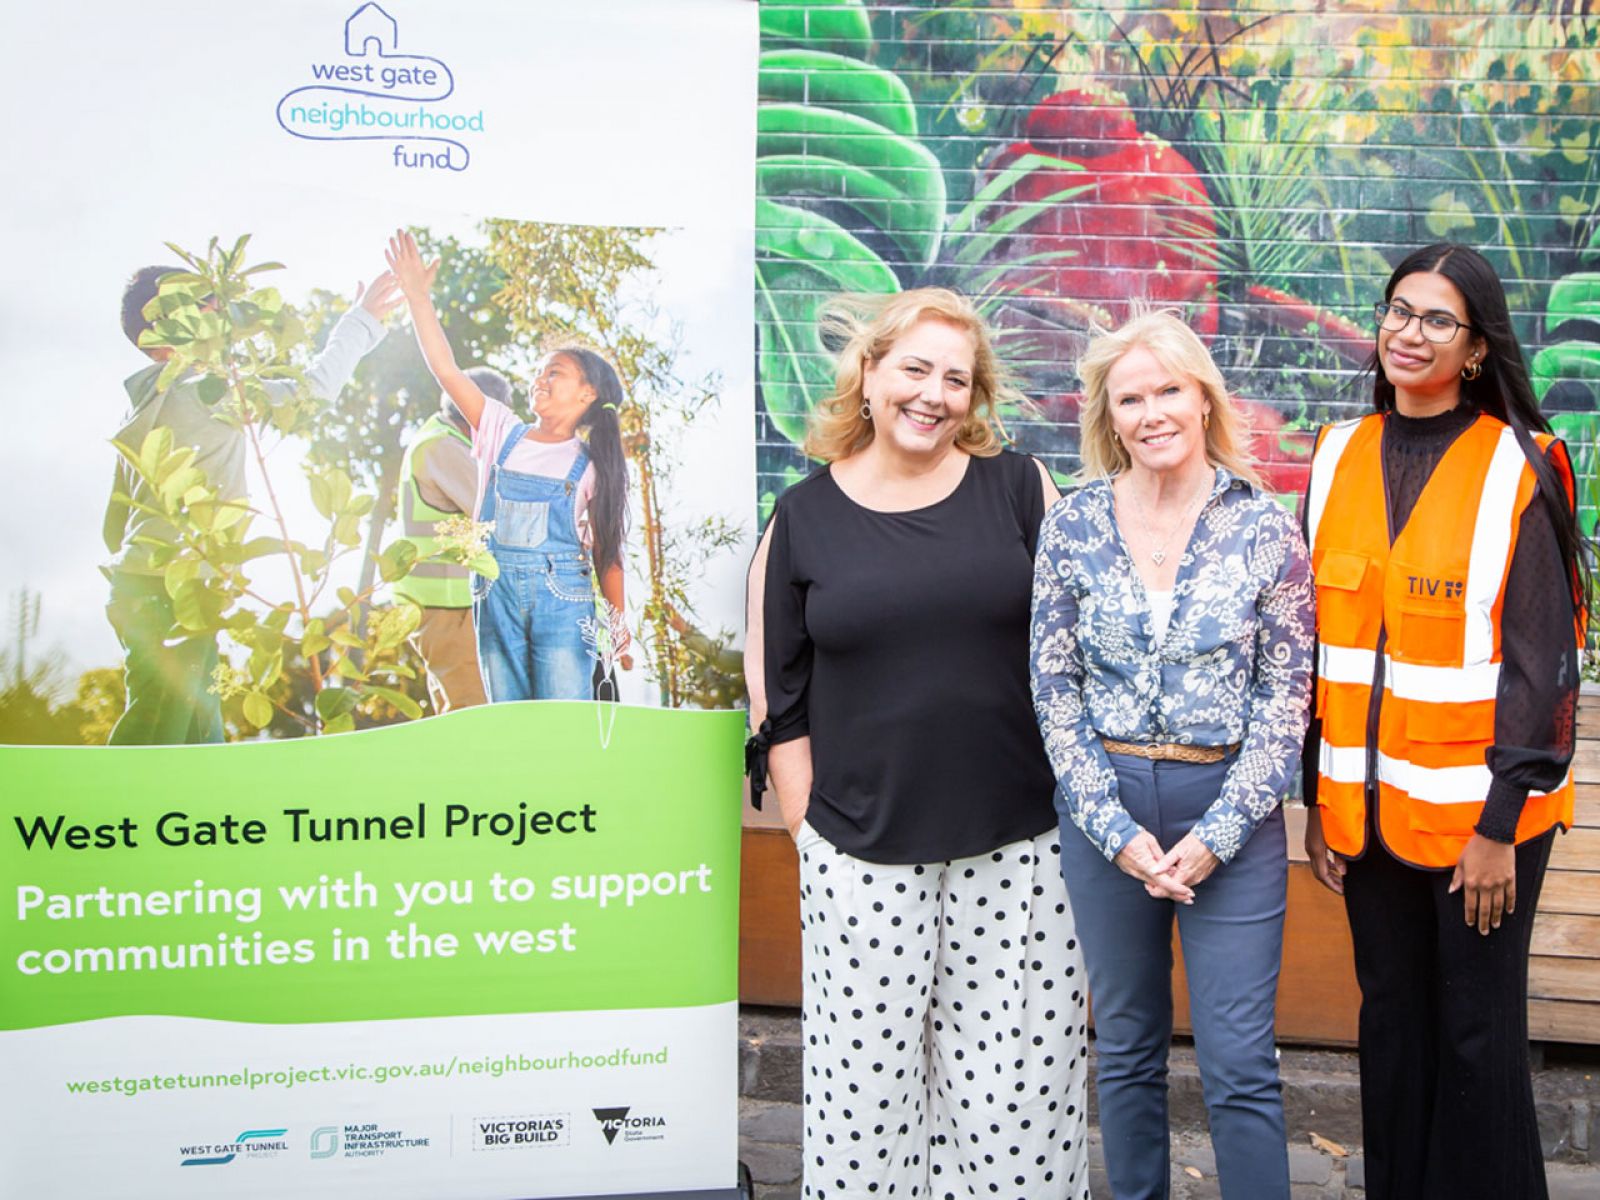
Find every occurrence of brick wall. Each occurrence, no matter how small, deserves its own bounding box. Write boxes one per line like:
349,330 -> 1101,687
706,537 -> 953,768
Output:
755,1 -> 1600,521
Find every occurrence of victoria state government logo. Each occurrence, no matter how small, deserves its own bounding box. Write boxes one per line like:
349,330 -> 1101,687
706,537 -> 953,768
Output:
592,1106 -> 667,1146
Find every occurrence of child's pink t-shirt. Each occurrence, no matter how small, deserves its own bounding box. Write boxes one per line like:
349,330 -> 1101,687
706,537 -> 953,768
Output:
471,396 -> 599,550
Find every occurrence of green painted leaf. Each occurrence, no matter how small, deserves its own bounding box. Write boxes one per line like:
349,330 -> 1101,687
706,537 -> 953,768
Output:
759,49 -> 915,138
242,691 -> 273,728
314,687 -> 359,722
757,103 -> 945,267
755,199 -> 898,447
466,551 -> 500,581
1546,273 -> 1600,333
757,155 -> 938,268
1531,342 -> 1600,401
759,0 -> 871,55
323,713 -> 356,734
946,152 -> 1086,238
1424,192 -> 1477,238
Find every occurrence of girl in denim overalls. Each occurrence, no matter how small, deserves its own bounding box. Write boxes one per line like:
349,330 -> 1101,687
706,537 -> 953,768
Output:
387,231 -> 632,701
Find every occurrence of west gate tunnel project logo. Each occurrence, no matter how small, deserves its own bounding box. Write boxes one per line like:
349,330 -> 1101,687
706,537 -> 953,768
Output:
275,3 -> 483,171
179,1128 -> 290,1167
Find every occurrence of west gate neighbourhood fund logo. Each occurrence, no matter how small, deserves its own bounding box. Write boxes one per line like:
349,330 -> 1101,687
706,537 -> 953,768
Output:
275,2 -> 483,171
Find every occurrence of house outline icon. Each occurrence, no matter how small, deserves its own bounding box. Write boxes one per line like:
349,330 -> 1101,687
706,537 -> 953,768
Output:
345,3 -> 399,57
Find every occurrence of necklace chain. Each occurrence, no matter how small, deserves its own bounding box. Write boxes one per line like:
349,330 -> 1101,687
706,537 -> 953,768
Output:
1127,476 -> 1210,566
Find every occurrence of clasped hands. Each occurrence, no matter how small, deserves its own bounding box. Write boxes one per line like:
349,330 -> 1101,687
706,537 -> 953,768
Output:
1113,830 -> 1220,903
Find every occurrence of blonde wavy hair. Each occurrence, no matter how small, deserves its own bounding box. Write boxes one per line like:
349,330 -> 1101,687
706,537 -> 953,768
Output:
803,288 -> 1019,463
1076,310 -> 1262,486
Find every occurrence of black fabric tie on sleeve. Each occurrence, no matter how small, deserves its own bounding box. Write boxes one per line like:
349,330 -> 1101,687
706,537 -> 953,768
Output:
744,718 -> 773,809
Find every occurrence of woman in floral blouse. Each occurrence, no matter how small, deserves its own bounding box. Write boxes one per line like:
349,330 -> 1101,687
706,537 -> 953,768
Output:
1030,311 -> 1314,1198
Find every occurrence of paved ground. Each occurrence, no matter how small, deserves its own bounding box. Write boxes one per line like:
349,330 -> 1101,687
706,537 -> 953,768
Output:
740,1097 -> 1600,1198
737,1008 -> 1600,1198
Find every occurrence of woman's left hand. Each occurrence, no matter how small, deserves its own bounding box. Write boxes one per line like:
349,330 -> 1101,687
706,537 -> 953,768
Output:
1149,832 -> 1220,896
1449,833 -> 1516,935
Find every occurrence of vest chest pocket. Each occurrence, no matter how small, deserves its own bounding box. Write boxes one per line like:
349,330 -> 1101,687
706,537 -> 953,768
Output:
1393,601 -> 1466,668
1315,549 -> 1368,593
494,498 -> 550,549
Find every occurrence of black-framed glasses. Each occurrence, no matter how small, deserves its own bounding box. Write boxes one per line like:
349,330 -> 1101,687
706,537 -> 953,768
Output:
1373,302 -> 1470,344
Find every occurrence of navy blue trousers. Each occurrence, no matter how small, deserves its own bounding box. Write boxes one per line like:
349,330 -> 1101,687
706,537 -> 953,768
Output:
1060,753 -> 1289,1199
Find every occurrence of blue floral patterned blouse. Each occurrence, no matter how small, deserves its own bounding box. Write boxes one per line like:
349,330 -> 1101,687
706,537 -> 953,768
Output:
1029,468 -> 1314,863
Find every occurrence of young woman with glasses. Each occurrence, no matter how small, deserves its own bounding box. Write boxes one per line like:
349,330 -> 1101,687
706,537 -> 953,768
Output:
1303,243 -> 1588,1199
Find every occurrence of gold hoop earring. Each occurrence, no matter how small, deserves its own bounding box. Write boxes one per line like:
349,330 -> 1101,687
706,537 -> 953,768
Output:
1203,410 -> 1211,431
1462,360 -> 1482,381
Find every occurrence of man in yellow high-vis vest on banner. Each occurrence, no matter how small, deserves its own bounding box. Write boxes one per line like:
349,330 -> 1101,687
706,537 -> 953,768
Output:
392,370 -> 512,714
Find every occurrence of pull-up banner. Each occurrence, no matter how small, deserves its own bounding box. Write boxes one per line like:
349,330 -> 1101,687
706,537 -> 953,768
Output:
0,1 -> 756,1197
2,706 -> 744,1198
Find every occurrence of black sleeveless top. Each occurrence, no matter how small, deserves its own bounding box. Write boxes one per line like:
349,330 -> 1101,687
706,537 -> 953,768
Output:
759,450 -> 1058,863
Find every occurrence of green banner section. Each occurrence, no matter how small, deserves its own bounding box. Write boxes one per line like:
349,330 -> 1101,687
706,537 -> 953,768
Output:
0,705 -> 744,1030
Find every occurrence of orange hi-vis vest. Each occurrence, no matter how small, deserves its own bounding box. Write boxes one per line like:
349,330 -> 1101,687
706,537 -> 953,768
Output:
1306,411 -> 1577,868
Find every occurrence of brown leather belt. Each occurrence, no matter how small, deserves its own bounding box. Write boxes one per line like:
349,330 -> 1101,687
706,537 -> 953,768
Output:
1100,738 -> 1239,764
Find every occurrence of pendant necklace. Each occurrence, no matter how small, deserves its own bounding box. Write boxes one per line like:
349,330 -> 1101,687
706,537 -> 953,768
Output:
1128,475 -> 1209,566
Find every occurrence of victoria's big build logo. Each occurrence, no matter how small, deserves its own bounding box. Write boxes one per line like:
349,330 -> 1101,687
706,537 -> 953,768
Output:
275,3 -> 483,171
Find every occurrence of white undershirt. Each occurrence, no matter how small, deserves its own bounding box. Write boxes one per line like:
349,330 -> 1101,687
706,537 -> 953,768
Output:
1147,590 -> 1174,644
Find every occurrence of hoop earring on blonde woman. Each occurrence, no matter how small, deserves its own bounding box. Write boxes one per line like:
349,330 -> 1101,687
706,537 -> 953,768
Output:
861,401 -> 872,421
1203,410 -> 1212,430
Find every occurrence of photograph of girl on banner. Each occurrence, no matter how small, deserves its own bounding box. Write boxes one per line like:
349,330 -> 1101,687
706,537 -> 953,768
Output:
386,229 -> 633,703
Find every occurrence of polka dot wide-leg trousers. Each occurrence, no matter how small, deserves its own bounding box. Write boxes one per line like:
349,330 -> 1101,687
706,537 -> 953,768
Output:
796,824 -> 1090,1200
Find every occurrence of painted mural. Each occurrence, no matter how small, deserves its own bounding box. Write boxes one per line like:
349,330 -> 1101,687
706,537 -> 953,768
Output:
755,1 -> 1600,528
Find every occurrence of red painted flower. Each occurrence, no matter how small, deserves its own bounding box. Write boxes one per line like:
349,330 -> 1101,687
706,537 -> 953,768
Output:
987,88 -> 1220,339
1232,396 -> 1313,500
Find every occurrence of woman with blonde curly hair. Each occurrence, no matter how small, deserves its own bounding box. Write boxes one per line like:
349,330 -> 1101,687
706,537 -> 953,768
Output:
747,287 -> 1091,1199
1032,310 -> 1314,1197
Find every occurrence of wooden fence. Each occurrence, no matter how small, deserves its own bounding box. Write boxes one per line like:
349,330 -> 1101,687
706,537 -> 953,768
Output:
739,687 -> 1600,1044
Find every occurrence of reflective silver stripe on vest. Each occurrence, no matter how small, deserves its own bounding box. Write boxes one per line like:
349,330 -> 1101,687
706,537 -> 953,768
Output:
1462,427 -> 1526,666
1322,738 -> 1565,806
1318,644 -> 1500,704
1305,417 -> 1364,555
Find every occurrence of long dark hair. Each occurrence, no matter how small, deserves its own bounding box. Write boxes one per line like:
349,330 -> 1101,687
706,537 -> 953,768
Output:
558,346 -> 630,576
1371,242 -> 1590,612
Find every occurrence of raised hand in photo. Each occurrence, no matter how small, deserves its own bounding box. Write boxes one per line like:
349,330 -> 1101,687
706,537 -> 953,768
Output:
355,270 -> 404,322
384,228 -> 488,429
385,229 -> 439,301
